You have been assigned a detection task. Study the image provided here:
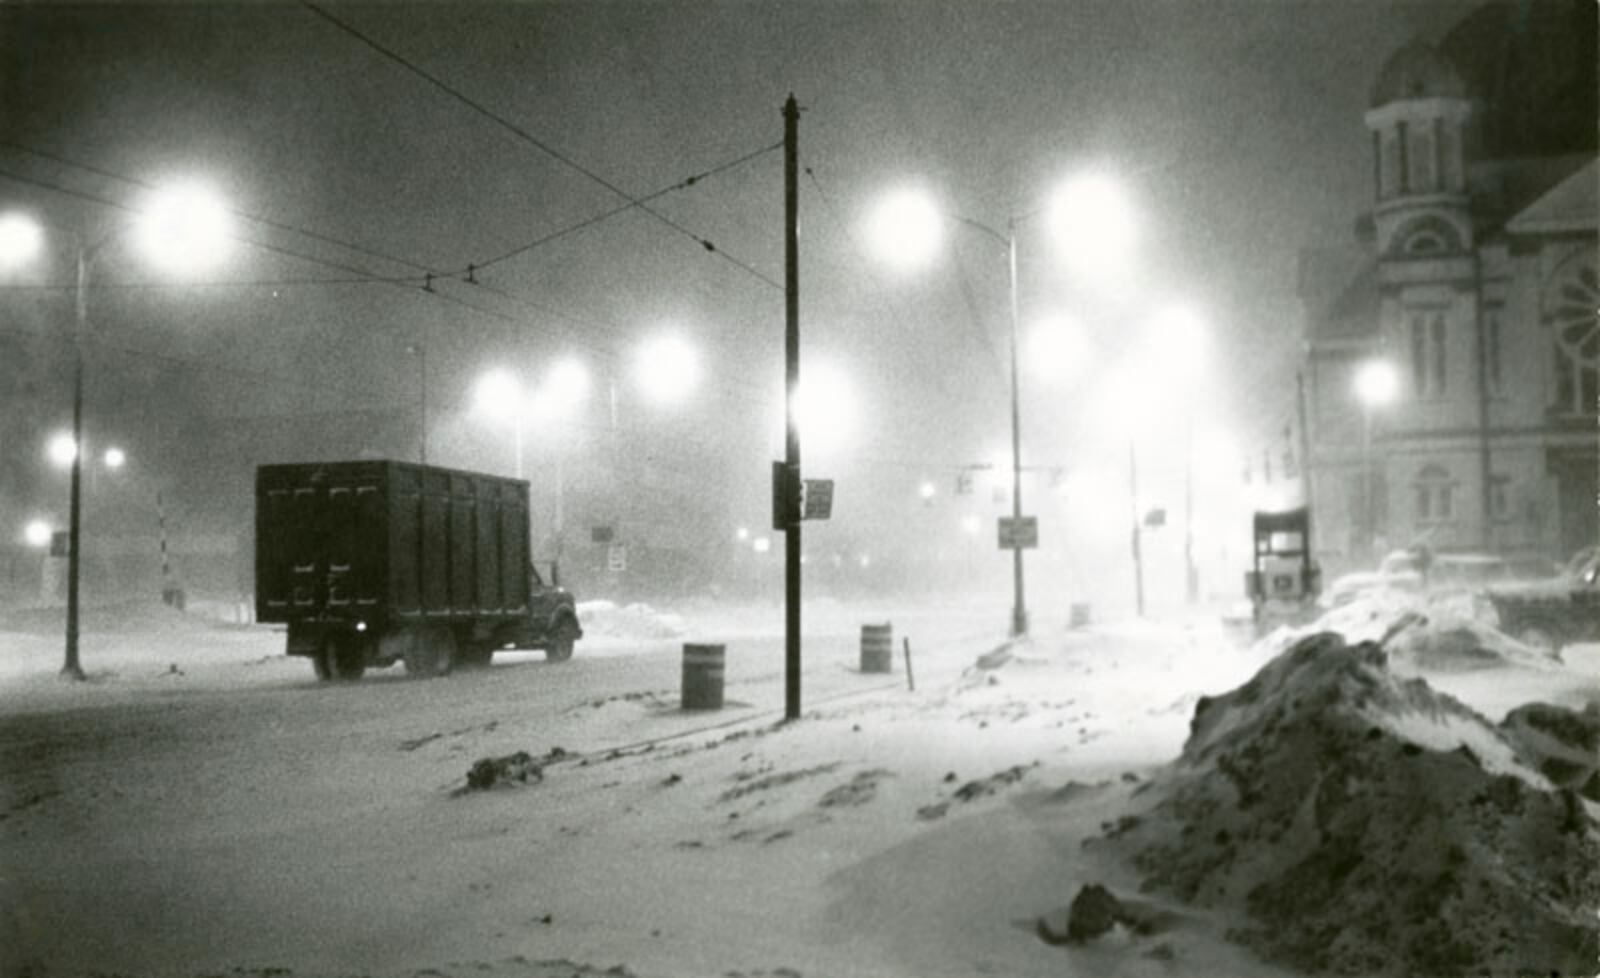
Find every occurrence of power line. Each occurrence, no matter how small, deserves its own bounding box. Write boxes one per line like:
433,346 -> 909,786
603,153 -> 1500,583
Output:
467,140 -> 783,274
0,139 -> 436,277
299,0 -> 782,291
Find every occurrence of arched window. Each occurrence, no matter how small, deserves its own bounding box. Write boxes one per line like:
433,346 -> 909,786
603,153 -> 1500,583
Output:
1414,464 -> 1455,523
1544,250 -> 1599,417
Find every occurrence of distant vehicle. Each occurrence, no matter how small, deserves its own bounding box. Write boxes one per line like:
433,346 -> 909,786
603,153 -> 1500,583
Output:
255,460 -> 581,681
1245,508 -> 1322,627
1484,546 -> 1600,653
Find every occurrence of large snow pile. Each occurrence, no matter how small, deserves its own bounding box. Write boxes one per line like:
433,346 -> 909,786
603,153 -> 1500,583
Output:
575,600 -> 686,639
1096,632 -> 1600,977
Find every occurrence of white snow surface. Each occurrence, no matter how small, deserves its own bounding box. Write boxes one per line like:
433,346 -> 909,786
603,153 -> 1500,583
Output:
1,596 -> 1596,978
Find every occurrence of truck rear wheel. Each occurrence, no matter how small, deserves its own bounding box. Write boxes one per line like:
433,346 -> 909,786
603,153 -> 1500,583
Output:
403,625 -> 456,678
317,633 -> 367,681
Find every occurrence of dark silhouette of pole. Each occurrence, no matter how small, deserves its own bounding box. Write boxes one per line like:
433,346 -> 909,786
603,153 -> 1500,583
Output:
63,246 -> 87,679
1006,222 -> 1028,637
783,94 -> 801,721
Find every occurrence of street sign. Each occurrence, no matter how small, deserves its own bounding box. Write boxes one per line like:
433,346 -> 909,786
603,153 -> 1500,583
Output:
607,543 -> 627,572
997,516 -> 1038,549
591,525 -> 615,544
802,479 -> 834,520
1144,508 -> 1167,528
50,531 -> 69,558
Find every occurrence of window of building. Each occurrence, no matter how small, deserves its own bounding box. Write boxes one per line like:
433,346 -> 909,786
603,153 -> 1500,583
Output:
1415,464 -> 1455,523
1485,304 -> 1503,395
1409,125 -> 1434,191
1489,474 -> 1511,522
1546,255 -> 1599,418
1409,310 -> 1448,397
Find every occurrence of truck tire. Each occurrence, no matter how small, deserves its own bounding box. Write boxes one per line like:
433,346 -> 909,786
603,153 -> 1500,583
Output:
458,642 -> 494,669
318,633 -> 367,682
403,625 -> 456,678
545,617 -> 577,663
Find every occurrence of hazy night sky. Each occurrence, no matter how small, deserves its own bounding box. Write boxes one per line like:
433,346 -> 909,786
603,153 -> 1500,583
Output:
0,1 -> 1485,591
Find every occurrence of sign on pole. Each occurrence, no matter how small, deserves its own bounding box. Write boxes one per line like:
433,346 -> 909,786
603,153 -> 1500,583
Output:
997,516 -> 1038,550
607,543 -> 627,572
801,479 -> 834,521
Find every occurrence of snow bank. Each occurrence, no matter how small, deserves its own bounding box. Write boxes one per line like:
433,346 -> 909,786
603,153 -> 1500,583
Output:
1095,632 -> 1600,977
576,600 -> 686,640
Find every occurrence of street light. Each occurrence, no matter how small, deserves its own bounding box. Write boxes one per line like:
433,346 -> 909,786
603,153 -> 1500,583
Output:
2,183 -> 231,680
1354,358 -> 1400,560
865,173 -> 1136,637
23,519 -> 53,549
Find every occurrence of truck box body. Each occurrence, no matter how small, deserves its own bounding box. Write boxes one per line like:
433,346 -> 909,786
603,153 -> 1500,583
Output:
256,460 -> 531,628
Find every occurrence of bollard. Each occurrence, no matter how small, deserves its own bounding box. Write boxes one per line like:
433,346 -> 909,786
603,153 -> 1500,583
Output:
681,643 -> 725,710
860,623 -> 893,674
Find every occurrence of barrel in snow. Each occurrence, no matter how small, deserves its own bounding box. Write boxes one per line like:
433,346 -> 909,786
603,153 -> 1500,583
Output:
681,643 -> 725,710
860,623 -> 893,674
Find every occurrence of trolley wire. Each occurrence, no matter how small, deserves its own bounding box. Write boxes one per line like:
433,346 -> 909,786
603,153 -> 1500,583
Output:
300,1 -> 783,292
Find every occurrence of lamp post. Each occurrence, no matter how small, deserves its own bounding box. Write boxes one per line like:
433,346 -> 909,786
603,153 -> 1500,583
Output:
3,182 -> 231,680
406,342 -> 427,464
866,175 -> 1135,638
1353,359 -> 1399,561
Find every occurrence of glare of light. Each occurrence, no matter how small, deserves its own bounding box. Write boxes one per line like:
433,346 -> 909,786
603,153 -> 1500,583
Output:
1048,171 -> 1137,279
961,515 -> 982,536
103,446 -> 126,470
858,553 -> 872,569
1148,304 -> 1207,383
735,526 -> 750,542
1354,359 -> 1400,408
23,519 -> 52,549
1193,427 -> 1241,487
47,432 -> 77,468
753,536 -> 771,554
0,213 -> 42,267
864,185 -> 944,270
919,480 -> 937,501
1027,313 -> 1089,381
793,361 -> 856,455
633,332 -> 699,406
542,357 -> 590,412
135,180 -> 231,275
474,368 -> 525,422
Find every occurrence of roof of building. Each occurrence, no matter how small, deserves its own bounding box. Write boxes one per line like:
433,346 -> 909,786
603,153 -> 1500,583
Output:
1369,40 -> 1467,109
1441,0 -> 1597,159
1507,159 -> 1599,235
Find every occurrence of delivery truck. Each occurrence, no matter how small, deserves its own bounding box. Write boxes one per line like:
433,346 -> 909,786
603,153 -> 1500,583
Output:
255,459 -> 581,681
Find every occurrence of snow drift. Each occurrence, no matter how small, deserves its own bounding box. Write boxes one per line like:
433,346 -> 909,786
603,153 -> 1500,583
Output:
1096,631 -> 1600,977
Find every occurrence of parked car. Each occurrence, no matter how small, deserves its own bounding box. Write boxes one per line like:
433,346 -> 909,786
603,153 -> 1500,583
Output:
1484,547 -> 1600,653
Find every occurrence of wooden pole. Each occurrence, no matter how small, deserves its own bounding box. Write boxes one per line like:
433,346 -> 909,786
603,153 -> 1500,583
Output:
783,94 -> 802,721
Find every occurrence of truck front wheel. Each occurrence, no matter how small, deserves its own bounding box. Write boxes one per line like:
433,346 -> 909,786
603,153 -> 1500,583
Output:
545,618 -> 577,663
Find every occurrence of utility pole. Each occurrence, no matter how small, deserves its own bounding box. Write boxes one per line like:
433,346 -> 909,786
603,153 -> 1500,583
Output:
783,94 -> 801,722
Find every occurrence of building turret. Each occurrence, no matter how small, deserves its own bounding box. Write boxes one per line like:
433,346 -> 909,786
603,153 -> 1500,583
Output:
1364,41 -> 1473,259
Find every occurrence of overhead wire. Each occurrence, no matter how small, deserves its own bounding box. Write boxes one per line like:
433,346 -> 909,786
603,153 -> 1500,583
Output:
300,0 -> 783,292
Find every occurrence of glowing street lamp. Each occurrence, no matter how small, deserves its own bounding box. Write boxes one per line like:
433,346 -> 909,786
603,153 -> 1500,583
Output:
632,332 -> 700,407
23,519 -> 53,550
47,432 -> 78,468
3,183 -> 231,680
103,446 -> 126,470
1354,358 -> 1400,558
